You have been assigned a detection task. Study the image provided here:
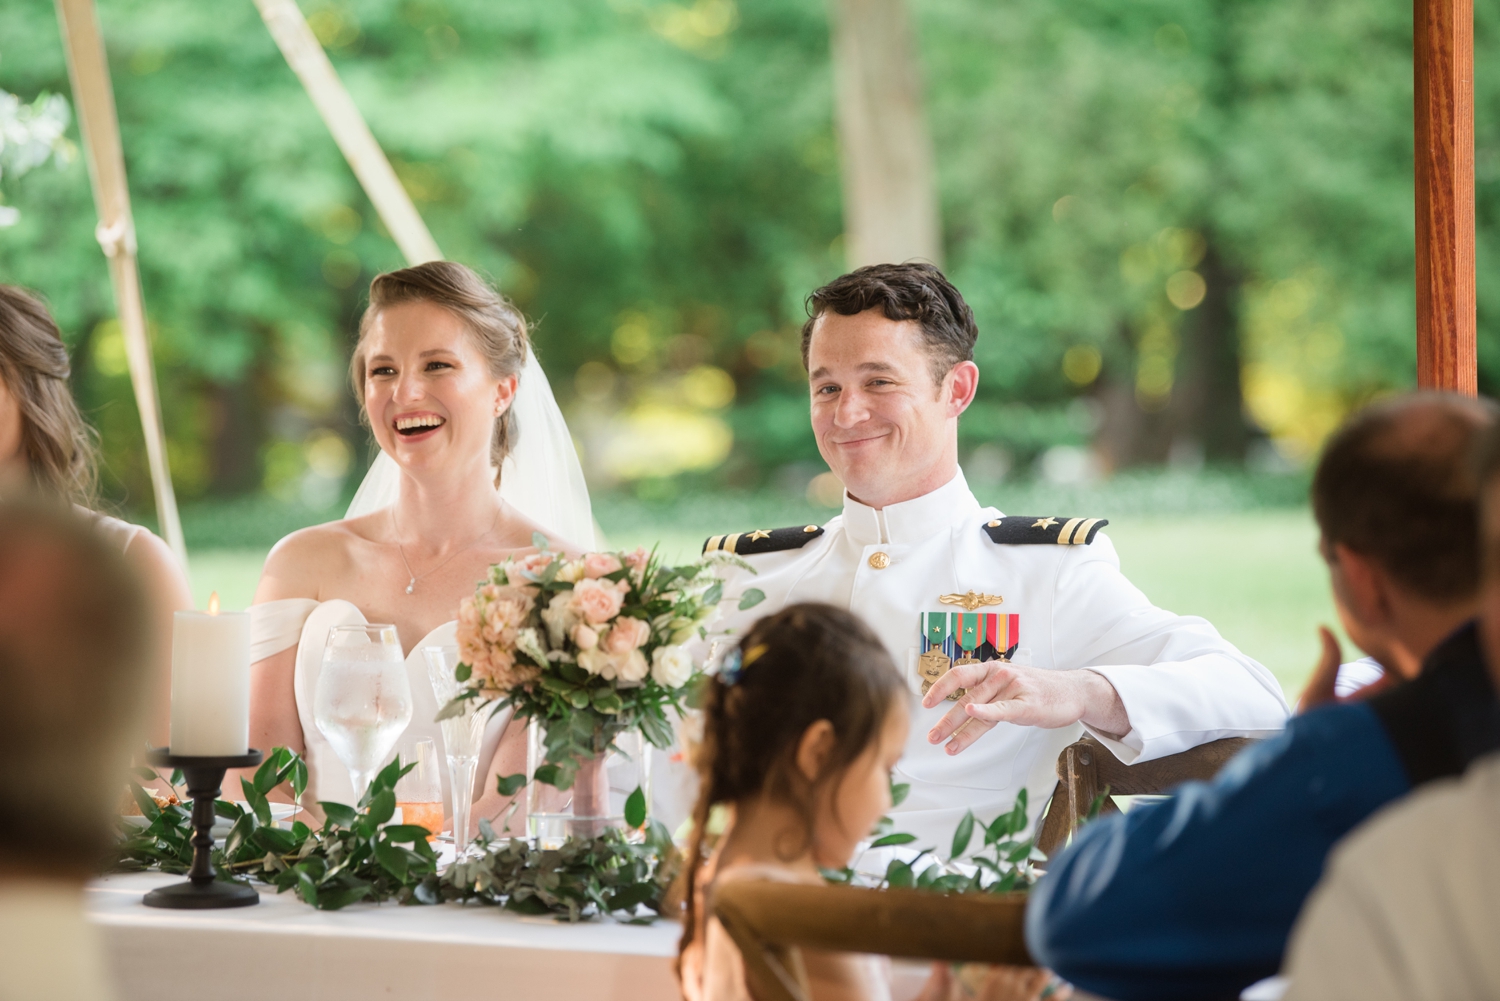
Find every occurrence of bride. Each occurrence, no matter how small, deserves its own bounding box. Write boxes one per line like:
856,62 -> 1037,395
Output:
246,261 -> 593,837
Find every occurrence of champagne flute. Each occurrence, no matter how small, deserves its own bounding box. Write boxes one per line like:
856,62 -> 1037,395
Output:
425,645 -> 488,856
315,624 -> 412,803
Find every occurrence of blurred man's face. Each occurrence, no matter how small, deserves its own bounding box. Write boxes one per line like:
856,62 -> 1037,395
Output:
1478,480 -> 1500,691
806,309 -> 975,508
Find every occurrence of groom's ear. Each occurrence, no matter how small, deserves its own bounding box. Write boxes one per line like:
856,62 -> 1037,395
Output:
943,360 -> 980,417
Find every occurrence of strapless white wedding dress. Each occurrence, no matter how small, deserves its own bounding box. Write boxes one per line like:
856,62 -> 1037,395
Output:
250,599 -> 511,815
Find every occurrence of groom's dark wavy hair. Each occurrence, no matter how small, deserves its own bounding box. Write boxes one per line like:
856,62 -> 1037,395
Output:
800,262 -> 978,385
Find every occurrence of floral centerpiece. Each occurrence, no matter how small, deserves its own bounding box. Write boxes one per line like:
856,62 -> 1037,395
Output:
441,534 -> 732,834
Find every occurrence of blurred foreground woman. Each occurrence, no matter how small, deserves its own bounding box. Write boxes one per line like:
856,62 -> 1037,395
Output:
0,499 -> 155,1001
0,284 -> 192,747
247,261 -> 587,838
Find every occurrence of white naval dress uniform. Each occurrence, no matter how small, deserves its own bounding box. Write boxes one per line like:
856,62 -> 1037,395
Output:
705,470 -> 1291,847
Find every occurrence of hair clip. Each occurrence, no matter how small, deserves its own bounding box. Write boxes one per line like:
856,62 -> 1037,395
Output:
720,648 -> 744,686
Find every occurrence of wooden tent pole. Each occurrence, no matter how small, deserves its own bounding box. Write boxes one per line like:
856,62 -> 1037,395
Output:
1414,0 -> 1476,393
53,0 -> 188,568
251,0 -> 441,266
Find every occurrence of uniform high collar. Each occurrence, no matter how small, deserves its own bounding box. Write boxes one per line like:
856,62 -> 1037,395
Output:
841,469 -> 981,547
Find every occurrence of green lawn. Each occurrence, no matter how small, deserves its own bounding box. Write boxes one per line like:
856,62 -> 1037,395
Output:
189,507 -> 1336,702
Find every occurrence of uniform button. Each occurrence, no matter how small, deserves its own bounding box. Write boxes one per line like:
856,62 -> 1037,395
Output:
868,552 -> 891,570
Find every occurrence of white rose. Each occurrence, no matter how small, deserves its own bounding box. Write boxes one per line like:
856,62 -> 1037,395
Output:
556,560 -> 587,583
651,645 -> 694,688
578,647 -> 611,678
540,591 -> 580,646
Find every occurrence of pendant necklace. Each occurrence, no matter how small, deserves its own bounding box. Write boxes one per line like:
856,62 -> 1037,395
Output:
392,506 -> 500,595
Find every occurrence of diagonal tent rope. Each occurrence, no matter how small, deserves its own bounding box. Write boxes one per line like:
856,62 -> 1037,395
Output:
252,0 -> 442,266
53,0 -> 188,570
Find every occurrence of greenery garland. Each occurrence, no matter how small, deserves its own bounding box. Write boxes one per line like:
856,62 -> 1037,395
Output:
113,747 -> 675,919
113,754 -> 1060,919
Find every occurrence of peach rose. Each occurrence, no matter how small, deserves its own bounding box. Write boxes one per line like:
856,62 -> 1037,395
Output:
513,552 -> 555,577
572,577 -> 625,624
571,623 -> 599,650
583,552 -> 623,579
615,649 -> 649,684
601,616 -> 651,654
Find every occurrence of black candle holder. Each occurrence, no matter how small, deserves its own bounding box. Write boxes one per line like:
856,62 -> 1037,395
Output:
142,747 -> 264,909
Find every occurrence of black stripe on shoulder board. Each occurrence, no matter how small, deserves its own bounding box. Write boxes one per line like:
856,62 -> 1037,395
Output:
703,524 -> 825,556
982,516 -> 1109,546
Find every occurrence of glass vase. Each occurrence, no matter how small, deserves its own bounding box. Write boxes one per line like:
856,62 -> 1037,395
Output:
526,718 -> 653,849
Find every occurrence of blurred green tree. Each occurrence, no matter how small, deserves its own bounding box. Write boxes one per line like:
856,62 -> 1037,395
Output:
0,0 -> 1493,514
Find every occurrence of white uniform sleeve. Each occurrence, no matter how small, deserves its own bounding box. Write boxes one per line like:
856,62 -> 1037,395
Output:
1049,533 -> 1289,762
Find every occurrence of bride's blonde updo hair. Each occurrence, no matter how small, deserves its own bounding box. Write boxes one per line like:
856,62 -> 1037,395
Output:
351,261 -> 530,484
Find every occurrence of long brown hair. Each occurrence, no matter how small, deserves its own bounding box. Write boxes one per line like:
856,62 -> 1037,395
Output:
0,285 -> 98,507
350,262 -> 530,485
674,603 -> 906,974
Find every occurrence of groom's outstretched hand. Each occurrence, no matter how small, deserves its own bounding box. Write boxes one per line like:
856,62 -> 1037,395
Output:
923,661 -> 1130,755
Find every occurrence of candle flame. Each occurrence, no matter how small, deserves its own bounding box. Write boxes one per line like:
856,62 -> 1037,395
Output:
208,592 -> 220,616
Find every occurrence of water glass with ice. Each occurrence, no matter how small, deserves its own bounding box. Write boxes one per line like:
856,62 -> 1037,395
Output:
315,624 -> 412,803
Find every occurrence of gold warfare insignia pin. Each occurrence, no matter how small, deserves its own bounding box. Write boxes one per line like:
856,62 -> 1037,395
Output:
939,590 -> 1004,611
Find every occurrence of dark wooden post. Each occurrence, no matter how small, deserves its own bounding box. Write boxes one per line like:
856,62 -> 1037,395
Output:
1414,0 -> 1477,394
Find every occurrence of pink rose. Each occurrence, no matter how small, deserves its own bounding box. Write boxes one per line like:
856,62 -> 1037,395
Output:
513,552 -> 555,578
622,547 -> 649,572
571,623 -> 599,650
572,577 -> 625,624
583,552 -> 623,579
601,616 -> 651,654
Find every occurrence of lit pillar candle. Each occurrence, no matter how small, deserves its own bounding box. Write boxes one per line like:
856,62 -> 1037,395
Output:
169,593 -> 251,756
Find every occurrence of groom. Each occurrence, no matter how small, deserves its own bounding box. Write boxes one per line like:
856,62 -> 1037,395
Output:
702,263 -> 1290,844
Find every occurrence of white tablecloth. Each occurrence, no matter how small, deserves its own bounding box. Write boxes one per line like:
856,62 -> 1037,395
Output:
86,872 -> 679,1001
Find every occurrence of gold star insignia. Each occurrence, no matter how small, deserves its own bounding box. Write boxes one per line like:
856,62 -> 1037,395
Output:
1033,517 -> 1059,530
747,529 -> 772,541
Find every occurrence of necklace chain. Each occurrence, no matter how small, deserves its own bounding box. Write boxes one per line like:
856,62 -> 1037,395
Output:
392,506 -> 500,595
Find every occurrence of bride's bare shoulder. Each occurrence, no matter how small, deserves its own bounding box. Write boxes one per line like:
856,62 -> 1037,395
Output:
496,503 -> 589,558
257,514 -> 383,600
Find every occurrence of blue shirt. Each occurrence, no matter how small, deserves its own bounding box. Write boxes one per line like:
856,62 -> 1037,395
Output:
1026,622 -> 1499,1001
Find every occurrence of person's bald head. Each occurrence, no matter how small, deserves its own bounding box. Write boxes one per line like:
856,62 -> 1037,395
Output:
1312,392 -> 1497,604
0,499 -> 150,874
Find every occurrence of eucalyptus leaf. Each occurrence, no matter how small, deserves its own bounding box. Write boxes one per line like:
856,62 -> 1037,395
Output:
435,697 -> 468,722
870,832 -> 918,848
320,802 -> 357,829
532,531 -> 549,551
950,810 -> 976,859
737,588 -> 766,611
365,790 -> 397,827
624,786 -> 647,829
494,773 -> 527,797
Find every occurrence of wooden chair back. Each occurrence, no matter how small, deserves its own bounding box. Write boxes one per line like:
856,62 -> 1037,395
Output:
1034,734 -> 1255,858
711,880 -> 1030,1001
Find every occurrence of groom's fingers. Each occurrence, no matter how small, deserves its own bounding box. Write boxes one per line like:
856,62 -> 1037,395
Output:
923,660 -> 1014,708
928,692 -> 996,753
